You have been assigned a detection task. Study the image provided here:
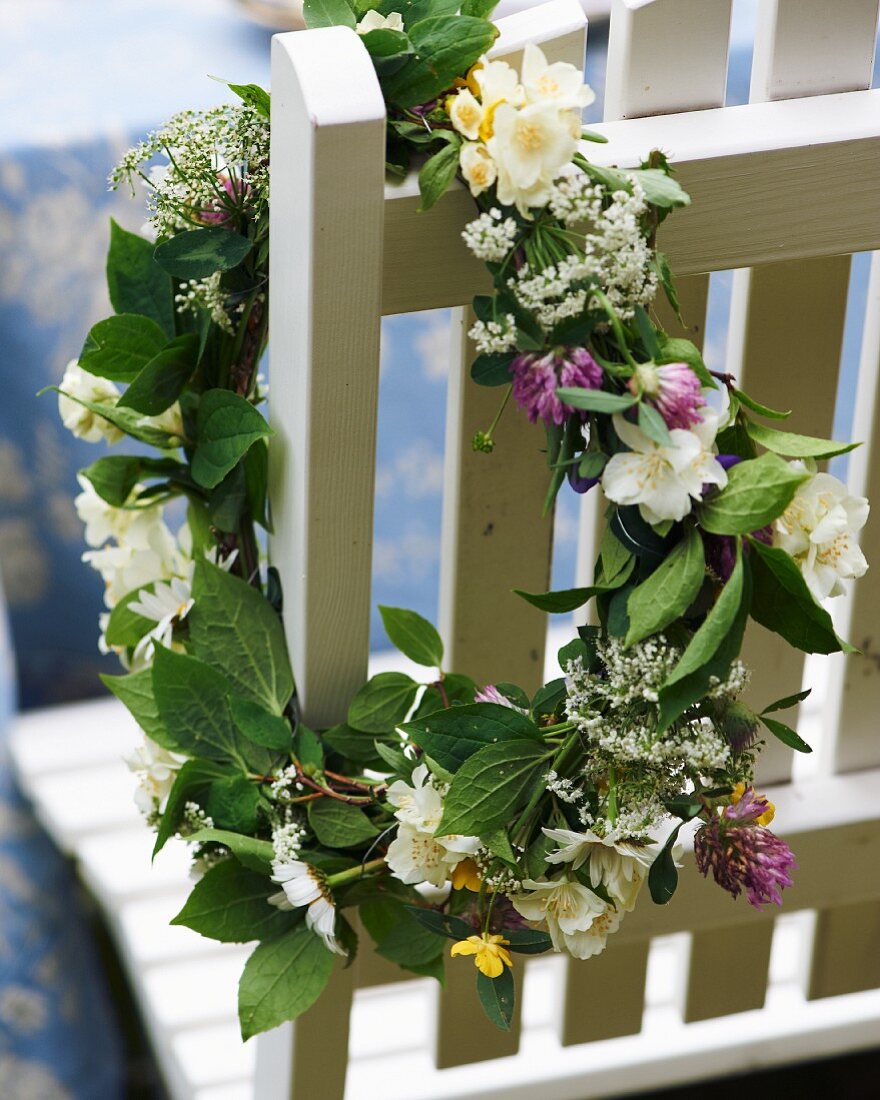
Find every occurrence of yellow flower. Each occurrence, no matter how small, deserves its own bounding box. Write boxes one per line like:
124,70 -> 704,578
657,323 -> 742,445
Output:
731,781 -> 775,826
450,933 -> 513,978
450,858 -> 483,892
478,100 -> 502,142
454,61 -> 483,98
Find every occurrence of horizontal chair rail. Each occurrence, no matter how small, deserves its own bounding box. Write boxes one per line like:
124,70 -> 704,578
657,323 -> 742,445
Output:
382,87 -> 880,314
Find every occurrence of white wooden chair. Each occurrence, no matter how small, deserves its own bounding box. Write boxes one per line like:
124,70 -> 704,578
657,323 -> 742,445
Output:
10,1 -> 880,1097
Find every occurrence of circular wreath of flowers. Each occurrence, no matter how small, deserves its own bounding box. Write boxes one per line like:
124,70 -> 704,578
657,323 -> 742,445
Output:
51,2 -> 869,1036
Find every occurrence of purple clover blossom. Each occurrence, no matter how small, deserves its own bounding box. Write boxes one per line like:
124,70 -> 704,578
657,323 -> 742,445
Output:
510,347 -> 603,427
694,790 -> 797,909
632,361 -> 705,430
474,685 -> 512,707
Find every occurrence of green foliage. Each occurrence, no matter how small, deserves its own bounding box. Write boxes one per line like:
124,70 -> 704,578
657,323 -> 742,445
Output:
154,759 -> 233,856
379,605 -> 444,667
471,353 -> 514,387
187,828 -> 275,872
229,696 -> 293,752
172,859 -> 292,942
699,453 -> 809,535
307,800 -> 380,848
348,672 -> 419,733
226,81 -> 271,118
101,666 -> 176,750
361,28 -> 414,78
515,557 -> 635,614
382,16 -> 497,108
760,715 -> 812,754
625,526 -> 705,647
302,0 -> 357,30
188,560 -> 294,715
418,135 -> 462,211
745,419 -> 859,460
42,385 -> 179,449
192,389 -> 273,490
655,336 -> 715,389
80,454 -> 186,506
117,333 -> 200,415
555,387 -> 637,414
402,702 -> 541,773
205,774 -> 263,832
437,740 -> 549,836
476,967 -> 515,1030
747,537 -> 852,654
103,586 -> 156,648
238,926 -> 336,1040
154,226 -> 253,281
79,313 -> 168,381
648,819 -> 688,905
106,219 -> 174,335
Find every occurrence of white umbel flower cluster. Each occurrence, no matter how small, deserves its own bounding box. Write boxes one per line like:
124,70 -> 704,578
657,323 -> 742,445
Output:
468,313 -> 519,355
461,208 -> 519,263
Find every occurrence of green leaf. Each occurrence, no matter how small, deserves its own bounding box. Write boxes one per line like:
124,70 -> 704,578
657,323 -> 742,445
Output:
191,389 -> 273,490
761,688 -> 811,714
103,585 -> 156,648
226,81 -> 270,118
745,419 -> 859,460
625,526 -> 705,647
402,702 -> 542,773
460,0 -> 499,15
760,715 -> 812,753
154,759 -> 232,855
382,16 -> 498,108
245,438 -> 271,531
637,401 -> 672,446
418,136 -> 461,212
172,859 -> 292,942
378,605 -> 444,667
152,647 -> 253,767
599,525 -> 635,583
503,928 -> 552,955
666,541 -> 744,686
515,559 -> 635,614
732,387 -> 790,420
476,967 -> 515,1031
106,219 -> 174,335
348,672 -> 419,733
154,227 -> 253,281
404,906 -> 475,942
307,800 -> 380,848
362,28 -> 414,77
188,560 -> 294,715
437,740 -> 549,836
373,906 -> 445,969
294,724 -> 325,771
229,696 -> 292,752
555,387 -> 637,414
302,0 -> 356,29
101,667 -> 176,750
117,333 -> 200,416
80,455 -> 185,507
648,821 -> 686,905
205,774 -> 262,832
79,313 -> 168,381
471,353 -> 514,387
747,537 -> 852,655
43,385 -> 179,449
187,828 -> 275,873
238,926 -> 336,1040
322,723 -> 388,765
698,453 -> 809,535
629,168 -> 691,209
531,677 -> 566,720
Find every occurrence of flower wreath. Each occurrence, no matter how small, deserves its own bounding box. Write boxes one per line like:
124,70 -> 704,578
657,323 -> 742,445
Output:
50,1 -> 870,1038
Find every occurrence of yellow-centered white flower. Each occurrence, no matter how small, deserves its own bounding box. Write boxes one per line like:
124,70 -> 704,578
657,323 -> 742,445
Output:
775,467 -> 869,600
125,737 -> 185,813
543,827 -> 657,911
487,101 -> 579,216
511,877 -> 622,959
57,361 -> 124,444
520,42 -> 595,111
270,860 -> 345,955
385,764 -> 480,887
448,88 -> 484,141
356,9 -> 404,34
473,57 -> 525,114
459,142 -> 497,197
601,409 -> 728,525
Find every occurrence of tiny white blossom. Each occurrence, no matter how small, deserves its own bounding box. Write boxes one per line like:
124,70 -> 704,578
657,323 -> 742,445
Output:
461,208 -> 518,263
468,314 -> 518,355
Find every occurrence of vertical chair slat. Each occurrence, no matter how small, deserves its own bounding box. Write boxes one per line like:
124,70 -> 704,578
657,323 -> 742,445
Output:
729,255 -> 851,783
684,919 -> 774,1022
565,0 -> 732,1043
435,4 -> 587,1066
731,0 -> 877,785
809,252 -> 880,1000
264,27 -> 386,1100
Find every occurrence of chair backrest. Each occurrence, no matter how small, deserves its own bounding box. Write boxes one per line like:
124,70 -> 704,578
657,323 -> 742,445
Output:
262,2 -> 880,1096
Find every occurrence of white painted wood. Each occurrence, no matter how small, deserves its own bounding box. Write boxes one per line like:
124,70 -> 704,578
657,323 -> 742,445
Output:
382,88 -> 880,313
751,0 -> 879,100
605,0 -> 733,119
268,27 -> 386,731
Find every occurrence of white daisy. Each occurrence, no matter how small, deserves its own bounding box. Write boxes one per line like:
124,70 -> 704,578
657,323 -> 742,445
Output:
270,860 -> 345,954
